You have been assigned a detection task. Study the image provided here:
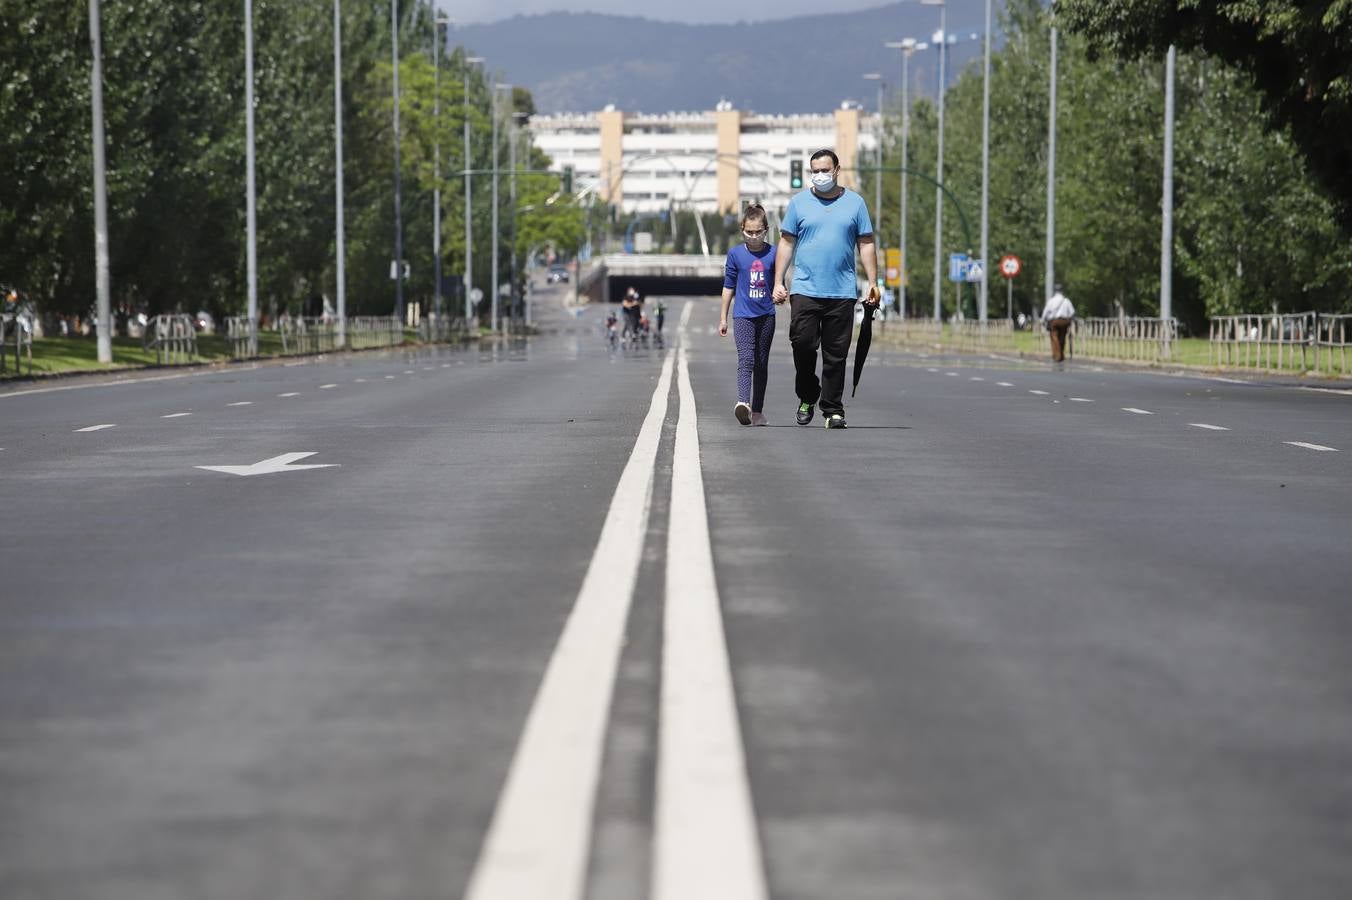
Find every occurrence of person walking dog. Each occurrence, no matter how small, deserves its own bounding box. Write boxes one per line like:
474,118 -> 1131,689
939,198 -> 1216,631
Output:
772,149 -> 879,430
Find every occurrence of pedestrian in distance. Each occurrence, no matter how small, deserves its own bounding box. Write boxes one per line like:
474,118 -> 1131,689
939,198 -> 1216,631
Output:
772,149 -> 880,430
1043,283 -> 1075,366
719,203 -> 777,426
621,286 -> 643,342
652,297 -> 667,334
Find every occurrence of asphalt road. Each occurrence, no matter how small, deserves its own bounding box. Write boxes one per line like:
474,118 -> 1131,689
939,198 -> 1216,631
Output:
2,286 -> 1350,900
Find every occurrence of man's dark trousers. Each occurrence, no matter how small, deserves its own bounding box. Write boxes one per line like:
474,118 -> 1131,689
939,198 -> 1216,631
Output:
790,294 -> 856,417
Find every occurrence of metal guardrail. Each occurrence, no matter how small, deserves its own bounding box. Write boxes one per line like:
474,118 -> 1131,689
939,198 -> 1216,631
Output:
417,314 -> 466,342
278,316 -> 337,355
1039,316 -> 1178,363
0,313 -> 34,375
346,316 -> 403,350
226,316 -> 258,359
949,319 -> 1017,352
143,314 -> 197,365
1209,312 -> 1351,375
225,316 -> 403,359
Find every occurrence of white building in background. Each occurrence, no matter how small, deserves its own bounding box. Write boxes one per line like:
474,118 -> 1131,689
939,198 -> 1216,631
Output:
529,101 -> 881,215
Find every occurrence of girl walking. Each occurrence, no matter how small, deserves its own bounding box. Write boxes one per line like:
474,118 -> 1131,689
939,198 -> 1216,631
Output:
719,203 -> 777,426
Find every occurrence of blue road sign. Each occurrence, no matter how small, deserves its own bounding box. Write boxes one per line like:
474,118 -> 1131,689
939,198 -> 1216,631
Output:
948,253 -> 969,283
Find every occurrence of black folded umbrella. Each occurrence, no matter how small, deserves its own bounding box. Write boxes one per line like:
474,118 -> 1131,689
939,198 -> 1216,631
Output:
851,303 -> 876,398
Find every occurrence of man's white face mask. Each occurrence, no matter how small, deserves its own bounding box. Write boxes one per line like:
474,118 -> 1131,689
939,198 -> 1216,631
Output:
810,169 -> 837,192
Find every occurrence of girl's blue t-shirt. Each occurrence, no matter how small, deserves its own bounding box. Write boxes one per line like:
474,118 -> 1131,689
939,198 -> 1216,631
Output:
724,243 -> 777,318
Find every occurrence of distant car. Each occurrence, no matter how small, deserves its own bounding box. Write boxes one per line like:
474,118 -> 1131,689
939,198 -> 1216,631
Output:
547,264 -> 570,284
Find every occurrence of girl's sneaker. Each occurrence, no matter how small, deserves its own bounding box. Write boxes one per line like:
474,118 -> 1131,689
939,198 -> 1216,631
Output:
734,401 -> 752,425
750,411 -> 768,426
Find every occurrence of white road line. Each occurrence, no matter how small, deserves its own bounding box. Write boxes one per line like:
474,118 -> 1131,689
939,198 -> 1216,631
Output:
384,375 -> 396,380
945,371 -> 960,377
1122,407 -> 1154,415
227,401 -> 253,407
1189,423 -> 1230,431
1070,397 -> 1094,403
319,383 -> 338,390
277,392 -> 300,398
1029,390 -> 1050,396
970,376 -> 985,382
74,424 -> 116,432
353,378 -> 368,383
161,412 -> 192,418
652,345 -> 767,900
1285,441 -> 1339,452
996,381 -> 1014,387
926,368 -> 939,373
1299,386 -> 1352,397
441,363 -> 452,368
403,369 -> 415,375
464,349 -> 676,900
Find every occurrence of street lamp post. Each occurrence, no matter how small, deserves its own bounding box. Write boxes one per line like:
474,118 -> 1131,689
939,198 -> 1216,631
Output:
391,0 -> 404,324
244,0 -> 259,354
1161,44 -> 1176,322
922,0 -> 947,321
885,38 -> 922,319
87,0 -> 112,363
862,73 -> 883,256
491,82 -> 512,333
1046,24 -> 1058,305
464,55 -> 484,329
433,17 -> 453,323
979,0 -> 992,321
334,0 -> 346,348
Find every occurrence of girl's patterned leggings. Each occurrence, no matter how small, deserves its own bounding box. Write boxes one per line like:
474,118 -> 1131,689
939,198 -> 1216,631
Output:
733,314 -> 776,412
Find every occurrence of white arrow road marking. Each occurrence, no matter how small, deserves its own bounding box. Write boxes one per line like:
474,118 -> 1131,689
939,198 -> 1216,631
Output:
1285,441 -> 1339,452
278,392 -> 300,398
464,349 -> 676,900
194,452 -> 340,477
227,401 -> 252,407
653,344 -> 767,900
1029,390 -> 1050,396
1122,407 -> 1154,415
74,424 -> 116,432
161,412 -> 192,418
1190,423 -> 1229,431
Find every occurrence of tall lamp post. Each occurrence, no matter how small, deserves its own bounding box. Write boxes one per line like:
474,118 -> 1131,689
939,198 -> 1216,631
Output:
463,55 -> 485,328
862,73 -> 884,250
921,0 -> 947,321
885,38 -> 923,319
490,82 -> 512,333
979,0 -> 992,321
87,0 -> 112,363
432,16 -> 454,324
391,0 -> 404,324
334,0 -> 346,347
1046,24 -> 1058,305
1160,44 -> 1176,322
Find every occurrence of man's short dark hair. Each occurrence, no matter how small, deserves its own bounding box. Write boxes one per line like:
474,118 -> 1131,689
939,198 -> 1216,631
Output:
810,148 -> 839,168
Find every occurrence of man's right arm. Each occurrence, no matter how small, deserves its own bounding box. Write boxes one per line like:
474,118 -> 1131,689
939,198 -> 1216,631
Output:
773,234 -> 795,303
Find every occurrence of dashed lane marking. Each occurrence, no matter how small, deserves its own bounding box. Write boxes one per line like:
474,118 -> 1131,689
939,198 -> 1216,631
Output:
1189,423 -> 1229,431
945,372 -> 960,377
384,375 -> 396,380
1029,390 -> 1050,396
464,349 -> 677,900
996,382 -> 1014,387
403,370 -> 415,375
353,378 -> 368,383
227,401 -> 253,407
970,376 -> 985,382
161,412 -> 192,418
74,424 -> 116,432
1122,407 -> 1153,415
927,368 -> 939,373
1285,441 -> 1339,452
1069,397 -> 1093,403
278,392 -> 300,398
319,384 -> 338,390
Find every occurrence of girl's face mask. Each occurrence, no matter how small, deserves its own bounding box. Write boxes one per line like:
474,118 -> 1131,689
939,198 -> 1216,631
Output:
744,227 -> 768,244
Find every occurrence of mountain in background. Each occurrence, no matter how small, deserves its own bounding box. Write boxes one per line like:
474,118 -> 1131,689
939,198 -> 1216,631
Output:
456,1 -> 998,115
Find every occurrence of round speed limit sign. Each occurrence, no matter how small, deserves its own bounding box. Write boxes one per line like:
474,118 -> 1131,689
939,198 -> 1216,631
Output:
999,255 -> 1022,279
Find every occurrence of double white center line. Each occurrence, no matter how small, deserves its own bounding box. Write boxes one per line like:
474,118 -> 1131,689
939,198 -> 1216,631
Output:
466,305 -> 765,900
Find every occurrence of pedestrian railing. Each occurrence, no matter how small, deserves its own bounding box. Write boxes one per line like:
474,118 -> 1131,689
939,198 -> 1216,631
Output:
1209,311 -> 1350,375
278,315 -> 338,355
0,313 -> 34,375
143,314 -> 197,365
417,314 -> 466,343
881,318 -> 944,345
949,319 -> 1017,353
226,316 -> 258,359
347,316 -> 403,350
1039,316 -> 1178,363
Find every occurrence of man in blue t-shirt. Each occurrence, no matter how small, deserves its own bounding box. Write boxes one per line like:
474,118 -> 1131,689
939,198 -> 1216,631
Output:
772,148 -> 880,429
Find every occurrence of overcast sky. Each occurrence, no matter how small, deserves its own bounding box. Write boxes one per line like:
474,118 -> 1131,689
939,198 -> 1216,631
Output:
444,0 -> 892,25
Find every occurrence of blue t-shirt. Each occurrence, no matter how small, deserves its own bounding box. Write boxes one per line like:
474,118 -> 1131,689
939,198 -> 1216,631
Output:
724,242 -> 777,318
780,188 -> 873,299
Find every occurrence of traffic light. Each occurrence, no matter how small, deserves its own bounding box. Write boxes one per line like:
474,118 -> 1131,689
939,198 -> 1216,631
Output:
790,159 -> 803,190
562,165 -> 574,194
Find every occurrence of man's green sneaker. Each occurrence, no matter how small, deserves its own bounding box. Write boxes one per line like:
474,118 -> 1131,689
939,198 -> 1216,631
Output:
795,402 -> 815,426
824,414 -> 847,430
